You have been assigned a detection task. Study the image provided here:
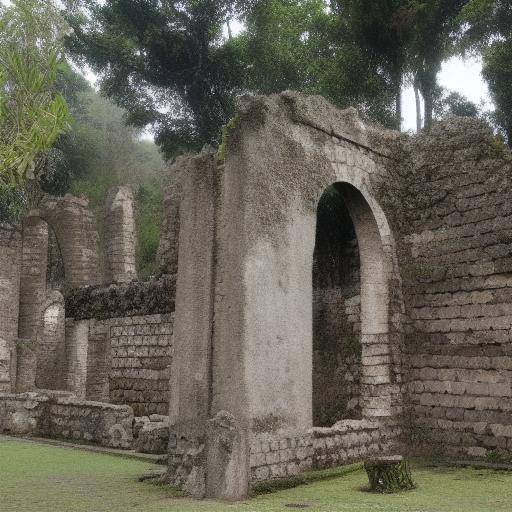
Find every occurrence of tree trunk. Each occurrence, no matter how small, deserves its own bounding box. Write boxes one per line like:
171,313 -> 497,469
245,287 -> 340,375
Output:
414,86 -> 422,133
396,85 -> 402,131
423,87 -> 433,131
364,456 -> 415,493
226,19 -> 233,40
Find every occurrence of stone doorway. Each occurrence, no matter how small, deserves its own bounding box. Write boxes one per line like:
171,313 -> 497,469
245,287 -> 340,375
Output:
313,182 -> 397,422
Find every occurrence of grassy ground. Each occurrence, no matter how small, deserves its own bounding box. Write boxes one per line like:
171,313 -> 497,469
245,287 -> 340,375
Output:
2,437 -> 512,512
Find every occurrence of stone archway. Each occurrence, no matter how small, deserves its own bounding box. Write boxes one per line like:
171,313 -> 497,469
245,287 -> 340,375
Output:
313,182 -> 399,424
16,194 -> 101,392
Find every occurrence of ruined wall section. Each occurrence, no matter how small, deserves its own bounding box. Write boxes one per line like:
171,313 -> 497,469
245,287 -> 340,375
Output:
0,224 -> 21,392
104,186 -> 137,284
401,118 -> 512,459
157,182 -> 181,276
66,279 -> 176,416
107,313 -> 173,416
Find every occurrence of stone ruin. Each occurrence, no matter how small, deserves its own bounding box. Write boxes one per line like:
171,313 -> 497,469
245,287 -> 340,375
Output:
1,91 -> 512,499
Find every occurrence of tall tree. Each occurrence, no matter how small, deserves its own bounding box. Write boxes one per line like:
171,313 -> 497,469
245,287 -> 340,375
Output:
65,0 -> 246,158
408,0 -> 470,130
461,0 -> 512,143
332,0 -> 414,129
0,0 -> 71,189
240,0 -> 402,129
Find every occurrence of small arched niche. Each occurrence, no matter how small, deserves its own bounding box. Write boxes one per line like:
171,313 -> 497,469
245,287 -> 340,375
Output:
313,182 -> 395,426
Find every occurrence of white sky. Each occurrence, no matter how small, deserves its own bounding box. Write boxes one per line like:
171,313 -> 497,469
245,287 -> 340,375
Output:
402,56 -> 491,132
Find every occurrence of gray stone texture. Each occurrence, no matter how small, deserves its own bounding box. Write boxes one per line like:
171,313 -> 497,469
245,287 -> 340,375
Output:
0,224 -> 21,392
104,186 -> 137,284
399,118 -> 512,460
0,391 -> 133,448
108,314 -> 173,416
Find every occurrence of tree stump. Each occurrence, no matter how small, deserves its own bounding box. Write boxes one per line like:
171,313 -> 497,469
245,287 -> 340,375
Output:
364,456 -> 415,493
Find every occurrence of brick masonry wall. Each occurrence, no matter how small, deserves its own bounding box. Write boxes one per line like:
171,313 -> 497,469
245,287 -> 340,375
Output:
0,224 -> 21,392
249,419 -> 402,482
313,289 -> 362,425
107,313 -> 174,416
0,391 -> 133,448
400,119 -> 512,459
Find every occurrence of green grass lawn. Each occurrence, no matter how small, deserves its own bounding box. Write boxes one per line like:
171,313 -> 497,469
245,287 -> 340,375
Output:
2,437 -> 512,512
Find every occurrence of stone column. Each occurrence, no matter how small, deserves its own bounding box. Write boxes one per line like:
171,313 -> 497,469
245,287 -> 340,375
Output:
0,224 -> 21,392
104,186 -> 137,283
64,319 -> 89,399
157,183 -> 181,276
168,154 -> 217,498
16,217 -> 48,392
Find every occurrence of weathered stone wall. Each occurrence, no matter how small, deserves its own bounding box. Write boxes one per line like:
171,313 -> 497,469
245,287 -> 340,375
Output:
168,93 -> 404,499
0,391 -> 133,448
65,279 -> 175,415
16,217 -> 48,392
0,224 -> 21,392
108,314 -> 173,416
400,118 -> 512,459
249,419 -> 402,482
86,319 -> 110,402
104,186 -> 137,284
157,183 -> 181,276
313,289 -> 362,425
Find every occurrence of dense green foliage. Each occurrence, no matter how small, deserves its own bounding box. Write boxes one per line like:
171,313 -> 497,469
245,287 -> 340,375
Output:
0,0 -> 71,189
65,0 -> 247,159
66,85 -> 166,279
461,0 -> 512,143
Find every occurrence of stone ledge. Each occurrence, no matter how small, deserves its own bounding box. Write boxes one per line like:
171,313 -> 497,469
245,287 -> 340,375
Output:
65,275 -> 176,320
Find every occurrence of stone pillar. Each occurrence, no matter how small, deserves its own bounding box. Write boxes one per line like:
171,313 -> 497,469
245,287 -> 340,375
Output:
104,186 -> 137,283
157,183 -> 181,275
0,224 -> 21,392
64,319 -> 89,399
168,154 -> 217,498
16,217 -> 48,392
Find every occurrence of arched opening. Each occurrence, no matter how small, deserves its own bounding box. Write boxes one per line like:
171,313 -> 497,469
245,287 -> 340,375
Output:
313,182 -> 392,426
17,217 -> 66,392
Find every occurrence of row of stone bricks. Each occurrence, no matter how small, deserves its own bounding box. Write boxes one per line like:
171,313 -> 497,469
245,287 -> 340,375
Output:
110,334 -> 172,347
109,389 -> 168,403
410,289 -> 512,308
110,368 -> 170,380
405,213 -> 512,247
406,330 -> 511,346
408,354 -> 512,370
103,314 -> 174,325
413,422 -> 512,455
110,323 -> 173,336
410,229 -> 511,259
111,346 -> 170,358
411,392 -> 512,410
412,302 -> 512,320
111,356 -> 172,369
409,274 -> 511,296
408,380 -> 511,396
409,367 -> 512,383
314,440 -> 397,470
110,376 -> 169,391
411,404 -> 512,424
413,315 -> 512,333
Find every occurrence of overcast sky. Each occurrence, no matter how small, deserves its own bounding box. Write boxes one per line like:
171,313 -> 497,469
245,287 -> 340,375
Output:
402,56 -> 491,132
